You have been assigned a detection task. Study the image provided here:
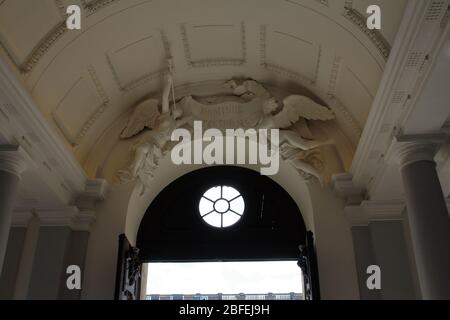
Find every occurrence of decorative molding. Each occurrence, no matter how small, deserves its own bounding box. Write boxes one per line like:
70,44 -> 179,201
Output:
424,0 -> 449,22
342,7 -> 391,60
74,65 -> 110,143
386,133 -> 448,167
314,44 -> 322,85
0,145 -> 27,177
332,172 -> 364,205
52,66 -> 109,145
326,56 -> 364,142
361,200 -> 405,220
314,0 -> 329,7
74,179 -> 108,229
107,30 -> 170,91
82,0 -> 123,16
327,55 -> 342,97
11,210 -> 34,227
345,200 -> 405,226
284,0 -> 384,70
83,179 -> 109,200
0,58 -> 87,199
53,0 -> 67,15
71,210 -> 96,231
29,206 -> 95,231
327,97 -> 362,138
181,22 -> 247,68
36,207 -> 78,227
259,25 -> 319,85
344,65 -> 375,99
350,0 -> 444,190
0,0 -> 68,74
441,4 -> 450,28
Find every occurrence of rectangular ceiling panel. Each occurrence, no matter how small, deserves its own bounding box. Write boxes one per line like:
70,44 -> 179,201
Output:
53,73 -> 106,145
107,31 -> 168,91
262,25 -> 320,84
181,22 -> 246,67
337,64 -> 374,126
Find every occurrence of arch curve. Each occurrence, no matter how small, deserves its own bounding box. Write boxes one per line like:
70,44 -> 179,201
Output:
136,165 -> 307,261
123,134 -> 316,246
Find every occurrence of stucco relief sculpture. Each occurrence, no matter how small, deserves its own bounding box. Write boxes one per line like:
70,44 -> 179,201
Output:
256,95 -> 335,185
117,78 -> 335,190
117,73 -> 191,193
225,79 -> 335,184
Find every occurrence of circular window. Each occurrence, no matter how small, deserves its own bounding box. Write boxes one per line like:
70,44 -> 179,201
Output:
199,186 -> 245,228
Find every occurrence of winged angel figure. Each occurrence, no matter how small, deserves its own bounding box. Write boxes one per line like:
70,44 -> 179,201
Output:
225,79 -> 335,184
258,95 -> 335,185
117,74 -> 191,191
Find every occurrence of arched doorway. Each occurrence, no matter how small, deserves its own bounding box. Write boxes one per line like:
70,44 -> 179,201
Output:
115,166 -> 319,300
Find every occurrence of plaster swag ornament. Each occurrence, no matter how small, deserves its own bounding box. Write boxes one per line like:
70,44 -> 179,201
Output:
117,78 -> 336,191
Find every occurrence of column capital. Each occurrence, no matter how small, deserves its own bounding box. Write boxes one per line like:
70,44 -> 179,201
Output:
0,145 -> 27,177
388,133 -> 447,168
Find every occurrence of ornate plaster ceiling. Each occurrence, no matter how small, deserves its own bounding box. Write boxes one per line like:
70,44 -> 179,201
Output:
0,0 -> 408,174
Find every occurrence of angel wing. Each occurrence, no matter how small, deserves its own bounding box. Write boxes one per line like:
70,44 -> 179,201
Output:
273,95 -> 335,128
120,99 -> 160,139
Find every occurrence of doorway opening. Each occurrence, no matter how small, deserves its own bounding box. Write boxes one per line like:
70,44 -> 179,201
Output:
114,167 -> 320,300
143,261 -> 304,300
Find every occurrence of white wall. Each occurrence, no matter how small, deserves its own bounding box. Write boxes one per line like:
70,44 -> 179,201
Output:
81,162 -> 364,300
309,183 -> 360,300
81,183 -> 134,300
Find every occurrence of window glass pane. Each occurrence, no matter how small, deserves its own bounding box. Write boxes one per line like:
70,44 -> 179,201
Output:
222,211 -> 241,227
199,197 -> 214,216
202,212 -> 222,228
203,186 -> 221,201
222,186 -> 240,200
229,196 -> 244,215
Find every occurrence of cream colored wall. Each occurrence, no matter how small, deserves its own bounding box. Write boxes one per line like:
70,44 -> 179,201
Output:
81,157 -> 363,300
80,83 -> 359,299
81,183 -> 134,300
308,183 -> 360,300
124,155 -> 316,247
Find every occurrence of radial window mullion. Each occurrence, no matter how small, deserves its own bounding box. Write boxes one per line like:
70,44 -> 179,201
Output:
200,186 -> 244,228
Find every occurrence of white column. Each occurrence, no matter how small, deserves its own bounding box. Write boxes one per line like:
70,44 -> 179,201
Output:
0,145 -> 26,275
396,137 -> 450,300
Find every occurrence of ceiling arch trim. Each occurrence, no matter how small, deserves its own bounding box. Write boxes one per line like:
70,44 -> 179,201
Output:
283,0 -> 386,70
342,3 -> 391,59
0,0 -> 68,74
29,0 -> 154,92
82,0 -> 124,16
315,0 -> 329,7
